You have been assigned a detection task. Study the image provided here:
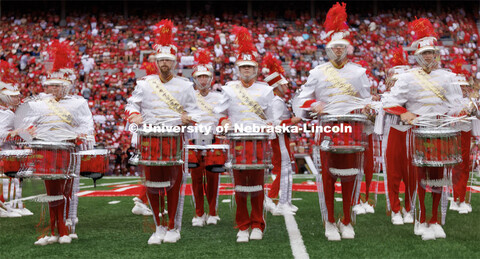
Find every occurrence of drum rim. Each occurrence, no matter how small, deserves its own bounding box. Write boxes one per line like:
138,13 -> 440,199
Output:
186,144 -> 229,150
137,129 -> 182,137
226,132 -> 270,140
23,141 -> 75,149
76,149 -> 110,155
319,114 -> 368,122
413,127 -> 460,136
0,149 -> 32,156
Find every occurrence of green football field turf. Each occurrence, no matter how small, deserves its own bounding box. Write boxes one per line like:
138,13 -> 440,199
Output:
1,177 -> 479,258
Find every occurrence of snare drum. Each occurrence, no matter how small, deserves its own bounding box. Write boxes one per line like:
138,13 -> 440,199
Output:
77,149 -> 109,180
318,114 -> 368,153
412,127 -> 462,167
135,130 -> 183,166
226,133 -> 272,170
26,141 -> 76,179
205,145 -> 229,173
0,149 -> 32,177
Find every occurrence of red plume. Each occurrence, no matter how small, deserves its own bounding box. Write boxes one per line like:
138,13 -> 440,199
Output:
49,40 -> 74,71
141,61 -> 157,75
0,60 -> 16,84
154,19 -> 174,46
451,56 -> 468,75
408,18 -> 437,41
233,26 -> 256,54
262,52 -> 285,75
323,2 -> 349,33
195,49 -> 212,65
389,46 -> 409,67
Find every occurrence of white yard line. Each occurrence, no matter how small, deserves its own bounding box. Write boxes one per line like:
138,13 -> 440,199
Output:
284,213 -> 310,259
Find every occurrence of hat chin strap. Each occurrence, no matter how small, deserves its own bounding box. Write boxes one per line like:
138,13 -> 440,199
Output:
326,48 -> 348,65
193,76 -> 213,90
415,55 -> 439,72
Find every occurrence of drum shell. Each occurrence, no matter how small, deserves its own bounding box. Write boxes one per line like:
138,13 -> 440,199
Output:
318,114 -> 368,153
78,150 -> 109,179
412,127 -> 462,167
137,132 -> 184,166
226,133 -> 272,170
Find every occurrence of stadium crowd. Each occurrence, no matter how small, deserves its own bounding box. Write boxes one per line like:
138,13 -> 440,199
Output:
1,8 -> 478,175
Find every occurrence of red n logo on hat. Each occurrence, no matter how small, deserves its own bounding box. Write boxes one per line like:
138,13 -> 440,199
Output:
243,54 -> 252,60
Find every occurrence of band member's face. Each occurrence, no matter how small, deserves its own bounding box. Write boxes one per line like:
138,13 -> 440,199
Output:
156,59 -> 174,73
421,50 -> 435,65
239,65 -> 256,79
44,83 -> 64,99
332,45 -> 346,58
196,75 -> 210,88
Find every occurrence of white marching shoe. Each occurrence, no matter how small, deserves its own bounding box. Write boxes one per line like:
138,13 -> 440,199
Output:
132,201 -> 153,216
264,197 -> 276,213
59,235 -> 72,244
362,201 -> 375,214
402,208 -> 414,224
47,235 -> 59,244
236,229 -> 249,243
430,223 -> 446,239
421,226 -> 436,241
206,215 -> 220,225
69,233 -> 78,239
324,221 -> 341,241
449,201 -> 460,211
17,208 -> 34,216
192,214 -> 207,227
414,221 -> 428,236
0,207 -> 21,218
391,211 -> 404,225
250,228 -> 263,240
147,226 -> 167,245
163,229 -> 181,243
34,236 -> 50,246
458,202 -> 472,214
338,221 -> 355,239
272,203 -> 295,216
352,204 -> 366,215
288,203 -> 299,213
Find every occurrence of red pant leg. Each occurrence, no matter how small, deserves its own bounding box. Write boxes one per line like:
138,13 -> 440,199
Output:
453,131 -> 471,202
321,150 -> 360,224
44,180 -> 67,236
138,185 -> 148,204
205,169 -> 220,216
249,170 -> 265,231
363,134 -> 374,200
233,169 -> 265,231
191,157 -> 206,217
268,173 -> 280,199
386,128 -> 408,213
166,166 -> 183,230
320,150 -> 336,224
416,167 -> 443,224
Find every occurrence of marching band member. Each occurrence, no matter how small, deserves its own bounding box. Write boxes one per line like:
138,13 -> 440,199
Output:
262,53 -> 301,216
189,49 -> 223,227
125,20 -> 203,244
15,40 -> 94,245
450,58 -> 476,214
0,61 -> 32,218
380,47 -> 416,225
213,26 -> 275,243
293,2 -> 372,241
382,18 -> 474,240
